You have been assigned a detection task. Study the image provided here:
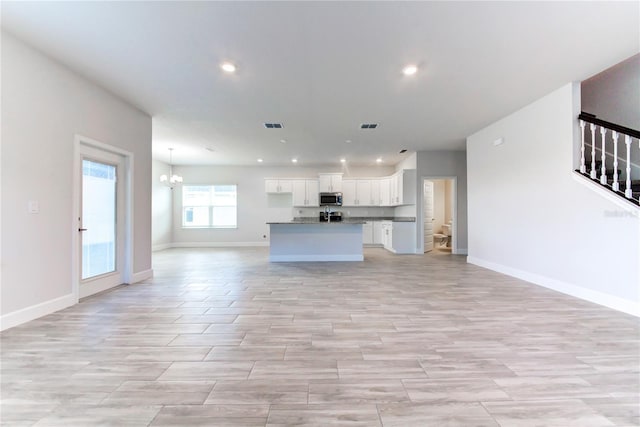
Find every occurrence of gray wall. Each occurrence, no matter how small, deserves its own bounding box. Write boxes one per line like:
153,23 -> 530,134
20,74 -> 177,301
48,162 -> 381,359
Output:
1,32 -> 152,324
582,53 -> 640,130
416,151 -> 468,253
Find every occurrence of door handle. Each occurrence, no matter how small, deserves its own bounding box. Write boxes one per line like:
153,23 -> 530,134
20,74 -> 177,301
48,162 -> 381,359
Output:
78,228 -> 87,232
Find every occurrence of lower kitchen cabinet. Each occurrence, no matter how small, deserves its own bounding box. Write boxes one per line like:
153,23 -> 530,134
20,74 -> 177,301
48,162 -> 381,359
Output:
381,221 -> 415,254
363,221 -> 384,246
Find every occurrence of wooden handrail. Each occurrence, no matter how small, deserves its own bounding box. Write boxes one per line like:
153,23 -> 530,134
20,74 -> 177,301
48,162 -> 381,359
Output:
579,112 -> 640,139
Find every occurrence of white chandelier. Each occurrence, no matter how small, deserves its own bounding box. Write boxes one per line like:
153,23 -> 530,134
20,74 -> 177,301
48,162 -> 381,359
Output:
160,147 -> 183,188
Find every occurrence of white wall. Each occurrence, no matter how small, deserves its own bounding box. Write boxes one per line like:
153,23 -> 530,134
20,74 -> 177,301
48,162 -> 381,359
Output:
170,164 -> 396,246
467,82 -> 640,316
152,159 -> 172,250
416,151 -> 468,253
1,32 -> 152,328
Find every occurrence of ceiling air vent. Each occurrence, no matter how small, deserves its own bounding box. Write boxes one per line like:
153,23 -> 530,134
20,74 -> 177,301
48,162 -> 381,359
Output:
360,123 -> 378,129
264,123 -> 283,129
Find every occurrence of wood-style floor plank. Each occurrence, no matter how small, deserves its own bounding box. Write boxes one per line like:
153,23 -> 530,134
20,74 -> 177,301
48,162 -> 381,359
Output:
1,247 -> 638,426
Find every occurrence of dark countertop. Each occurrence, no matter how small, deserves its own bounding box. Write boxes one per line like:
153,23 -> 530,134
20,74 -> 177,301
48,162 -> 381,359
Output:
267,219 -> 367,225
267,216 -> 415,225
349,216 -> 416,222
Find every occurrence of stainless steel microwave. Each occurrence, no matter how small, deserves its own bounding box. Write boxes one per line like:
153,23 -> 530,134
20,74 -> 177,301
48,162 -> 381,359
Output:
319,192 -> 343,206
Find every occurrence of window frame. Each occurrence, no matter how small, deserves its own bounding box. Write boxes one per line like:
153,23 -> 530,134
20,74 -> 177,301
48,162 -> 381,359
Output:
181,184 -> 238,229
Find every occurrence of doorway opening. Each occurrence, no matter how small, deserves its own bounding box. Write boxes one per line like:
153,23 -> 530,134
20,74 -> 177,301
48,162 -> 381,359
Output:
423,178 -> 455,254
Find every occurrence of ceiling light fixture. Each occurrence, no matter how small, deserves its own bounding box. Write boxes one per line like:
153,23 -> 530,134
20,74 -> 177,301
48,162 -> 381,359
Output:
280,139 -> 287,144
376,158 -> 383,164
159,148 -> 183,189
340,158 -> 346,163
345,140 -> 352,144
402,65 -> 418,76
221,62 -> 236,73
291,158 -> 298,163
257,158 -> 263,163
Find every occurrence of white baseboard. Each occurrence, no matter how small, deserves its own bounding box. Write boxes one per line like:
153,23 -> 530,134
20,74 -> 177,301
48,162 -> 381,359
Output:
172,241 -> 269,248
131,269 -> 153,283
0,293 -> 77,332
152,243 -> 172,252
467,256 -> 640,317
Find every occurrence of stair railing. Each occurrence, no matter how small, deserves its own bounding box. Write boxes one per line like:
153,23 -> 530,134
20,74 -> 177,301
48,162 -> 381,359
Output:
578,112 -> 640,202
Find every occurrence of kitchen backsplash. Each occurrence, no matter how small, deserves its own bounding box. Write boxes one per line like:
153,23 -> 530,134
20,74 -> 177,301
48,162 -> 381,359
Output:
294,206 -> 396,218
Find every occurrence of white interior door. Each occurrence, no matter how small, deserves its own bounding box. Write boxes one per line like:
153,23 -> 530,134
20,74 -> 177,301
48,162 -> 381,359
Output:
423,180 -> 434,252
78,147 -> 125,298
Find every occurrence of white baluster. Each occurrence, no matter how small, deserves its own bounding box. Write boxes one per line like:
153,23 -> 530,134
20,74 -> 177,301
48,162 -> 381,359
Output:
611,131 -> 619,191
600,127 -> 607,185
580,120 -> 586,173
625,135 -> 632,198
590,124 -> 597,179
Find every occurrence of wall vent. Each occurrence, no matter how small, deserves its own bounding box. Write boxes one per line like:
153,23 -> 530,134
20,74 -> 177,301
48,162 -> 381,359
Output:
360,123 -> 378,129
264,123 -> 283,129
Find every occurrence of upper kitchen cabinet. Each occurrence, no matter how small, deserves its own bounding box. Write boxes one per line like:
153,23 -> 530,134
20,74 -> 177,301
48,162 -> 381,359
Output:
265,179 -> 293,193
390,169 -> 416,206
292,179 -> 319,207
342,179 -> 374,206
319,173 -> 343,192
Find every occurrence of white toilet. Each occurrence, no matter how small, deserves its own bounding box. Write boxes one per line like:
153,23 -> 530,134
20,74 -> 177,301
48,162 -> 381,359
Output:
441,221 -> 452,237
441,221 -> 452,247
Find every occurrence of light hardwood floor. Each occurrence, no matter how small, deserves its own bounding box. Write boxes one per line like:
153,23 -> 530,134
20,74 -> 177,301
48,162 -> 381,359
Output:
1,247 -> 638,426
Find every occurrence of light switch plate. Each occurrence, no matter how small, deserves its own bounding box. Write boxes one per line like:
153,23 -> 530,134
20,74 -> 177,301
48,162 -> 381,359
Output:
28,200 -> 39,214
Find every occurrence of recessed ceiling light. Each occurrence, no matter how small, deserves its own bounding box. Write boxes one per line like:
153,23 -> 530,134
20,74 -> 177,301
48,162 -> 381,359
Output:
376,158 -> 383,163
402,65 -> 418,76
291,158 -> 298,163
221,62 -> 236,73
204,146 -> 215,152
257,158 -> 263,163
399,149 -> 407,154
345,140 -> 352,144
280,139 -> 287,144
340,158 -> 346,163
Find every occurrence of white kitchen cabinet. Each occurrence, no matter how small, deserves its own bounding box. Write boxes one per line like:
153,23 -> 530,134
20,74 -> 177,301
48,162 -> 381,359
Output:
381,220 -> 415,254
292,179 -> 319,207
388,169 -> 416,206
319,173 -> 343,192
381,221 -> 392,250
342,179 -> 374,206
379,177 -> 391,206
342,179 -> 357,206
372,221 -> 383,244
370,179 -> 381,206
265,179 -> 293,193
356,180 -> 373,205
362,221 -> 374,245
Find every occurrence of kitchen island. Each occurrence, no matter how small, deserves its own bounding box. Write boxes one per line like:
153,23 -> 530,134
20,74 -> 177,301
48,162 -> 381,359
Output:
267,220 -> 365,262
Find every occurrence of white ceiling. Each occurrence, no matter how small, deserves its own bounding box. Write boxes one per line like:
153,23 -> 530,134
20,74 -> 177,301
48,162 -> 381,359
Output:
2,1 -> 638,166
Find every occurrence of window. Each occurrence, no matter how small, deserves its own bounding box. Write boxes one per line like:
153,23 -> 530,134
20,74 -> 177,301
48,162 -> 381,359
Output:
182,185 -> 237,228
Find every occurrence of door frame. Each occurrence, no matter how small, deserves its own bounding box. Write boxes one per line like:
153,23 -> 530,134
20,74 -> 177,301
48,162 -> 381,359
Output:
419,176 -> 458,254
72,135 -> 134,301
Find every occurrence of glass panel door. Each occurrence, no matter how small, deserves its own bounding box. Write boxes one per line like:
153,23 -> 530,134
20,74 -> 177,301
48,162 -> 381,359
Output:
81,159 -> 117,279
